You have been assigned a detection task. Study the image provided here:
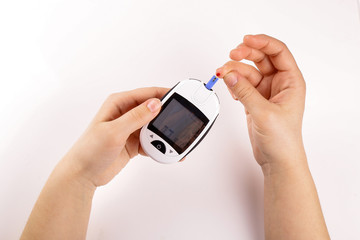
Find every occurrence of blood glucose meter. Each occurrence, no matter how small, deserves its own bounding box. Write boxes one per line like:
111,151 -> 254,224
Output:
140,76 -> 220,164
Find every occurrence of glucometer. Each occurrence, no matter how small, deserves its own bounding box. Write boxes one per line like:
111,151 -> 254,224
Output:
140,76 -> 220,164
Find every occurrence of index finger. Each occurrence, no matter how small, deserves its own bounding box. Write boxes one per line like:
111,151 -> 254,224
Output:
94,87 -> 169,122
243,34 -> 299,72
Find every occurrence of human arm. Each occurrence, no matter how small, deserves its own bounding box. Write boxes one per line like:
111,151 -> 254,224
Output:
216,34 -> 330,240
20,87 -> 167,240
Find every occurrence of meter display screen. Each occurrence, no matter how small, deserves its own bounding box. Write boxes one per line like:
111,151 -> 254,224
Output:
148,93 -> 209,154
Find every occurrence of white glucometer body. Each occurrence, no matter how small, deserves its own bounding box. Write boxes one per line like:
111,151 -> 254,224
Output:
140,78 -> 220,164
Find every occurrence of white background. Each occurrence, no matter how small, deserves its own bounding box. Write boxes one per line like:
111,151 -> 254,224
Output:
0,0 -> 359,239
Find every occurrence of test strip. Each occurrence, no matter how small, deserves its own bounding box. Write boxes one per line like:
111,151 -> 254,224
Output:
205,75 -> 219,90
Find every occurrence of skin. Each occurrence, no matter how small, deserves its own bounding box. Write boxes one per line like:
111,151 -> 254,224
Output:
216,34 -> 330,239
20,87 -> 168,239
21,34 -> 330,240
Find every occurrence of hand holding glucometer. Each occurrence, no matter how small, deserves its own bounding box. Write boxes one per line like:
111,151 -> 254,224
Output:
140,76 -> 220,163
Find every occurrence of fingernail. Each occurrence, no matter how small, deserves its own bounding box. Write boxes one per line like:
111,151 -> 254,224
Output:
147,99 -> 161,113
224,72 -> 238,87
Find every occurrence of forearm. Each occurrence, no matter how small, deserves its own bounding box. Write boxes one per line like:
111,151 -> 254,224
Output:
21,157 -> 96,240
263,153 -> 330,240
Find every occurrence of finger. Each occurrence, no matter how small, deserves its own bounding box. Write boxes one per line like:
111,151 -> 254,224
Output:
223,71 -> 268,114
227,86 -> 238,100
125,129 -> 145,158
132,129 -> 148,156
230,43 -> 275,76
216,62 -> 270,99
243,34 -> 299,72
114,98 -> 162,138
139,147 -> 147,156
94,87 -> 169,123
216,61 -> 263,87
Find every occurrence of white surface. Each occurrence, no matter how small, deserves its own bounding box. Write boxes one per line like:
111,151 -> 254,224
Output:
0,0 -> 359,239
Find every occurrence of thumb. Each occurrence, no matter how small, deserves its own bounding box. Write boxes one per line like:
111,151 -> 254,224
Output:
115,98 -> 162,137
224,71 -> 268,114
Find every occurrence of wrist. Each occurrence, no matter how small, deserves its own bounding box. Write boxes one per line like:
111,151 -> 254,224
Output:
53,156 -> 97,196
260,146 -> 309,177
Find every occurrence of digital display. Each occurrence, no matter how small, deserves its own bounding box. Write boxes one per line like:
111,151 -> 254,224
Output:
148,93 -> 209,154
